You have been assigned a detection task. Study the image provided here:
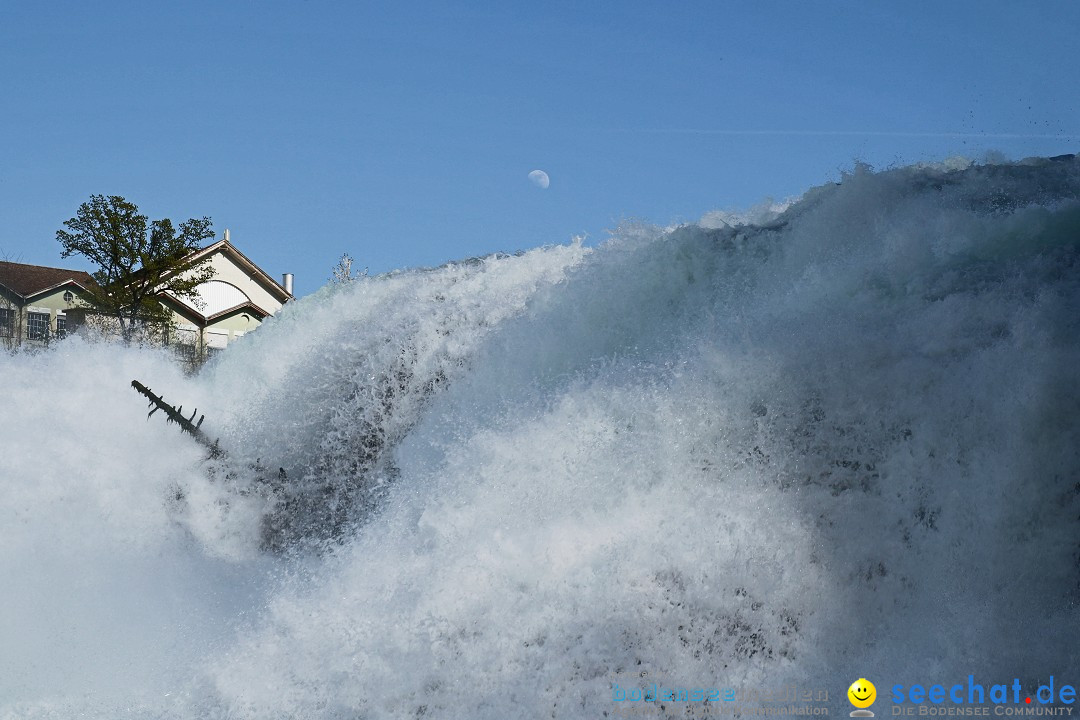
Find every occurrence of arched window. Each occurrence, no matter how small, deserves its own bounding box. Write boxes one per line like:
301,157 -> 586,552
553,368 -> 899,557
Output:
191,280 -> 250,315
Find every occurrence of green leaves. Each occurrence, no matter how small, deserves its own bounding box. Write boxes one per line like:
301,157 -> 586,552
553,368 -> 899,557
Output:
56,195 -> 216,341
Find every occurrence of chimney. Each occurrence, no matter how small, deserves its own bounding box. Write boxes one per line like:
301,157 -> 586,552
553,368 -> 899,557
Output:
282,273 -> 294,295
224,228 -> 231,243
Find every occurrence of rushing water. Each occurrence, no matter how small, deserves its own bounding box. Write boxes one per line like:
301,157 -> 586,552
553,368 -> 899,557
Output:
2,156 -> 1078,718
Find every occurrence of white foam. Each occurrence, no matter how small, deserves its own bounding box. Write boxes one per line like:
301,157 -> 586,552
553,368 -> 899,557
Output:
3,157 -> 1078,718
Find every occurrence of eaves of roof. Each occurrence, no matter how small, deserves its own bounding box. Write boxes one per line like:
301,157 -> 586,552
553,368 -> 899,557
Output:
158,291 -> 273,326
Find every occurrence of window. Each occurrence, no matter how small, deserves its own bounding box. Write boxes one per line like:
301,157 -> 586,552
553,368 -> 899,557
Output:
27,312 -> 49,340
56,314 -> 67,339
172,342 -> 199,364
63,290 -> 74,303
192,281 -> 250,316
206,330 -> 228,352
0,308 -> 13,338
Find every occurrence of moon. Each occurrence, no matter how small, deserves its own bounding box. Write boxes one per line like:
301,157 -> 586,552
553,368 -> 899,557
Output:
528,169 -> 550,189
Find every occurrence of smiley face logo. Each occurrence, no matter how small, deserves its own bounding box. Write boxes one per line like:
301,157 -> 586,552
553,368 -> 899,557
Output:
848,678 -> 877,713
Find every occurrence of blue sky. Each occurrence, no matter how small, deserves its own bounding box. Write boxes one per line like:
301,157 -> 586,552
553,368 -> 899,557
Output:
1,0 -> 1077,296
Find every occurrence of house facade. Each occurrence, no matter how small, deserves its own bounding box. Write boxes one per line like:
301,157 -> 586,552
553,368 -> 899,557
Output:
156,235 -> 294,361
0,261 -> 98,349
0,234 -> 293,362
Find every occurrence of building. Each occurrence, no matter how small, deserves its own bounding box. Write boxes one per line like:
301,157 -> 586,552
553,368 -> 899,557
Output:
0,233 -> 293,361
156,233 -> 294,361
0,261 -> 98,349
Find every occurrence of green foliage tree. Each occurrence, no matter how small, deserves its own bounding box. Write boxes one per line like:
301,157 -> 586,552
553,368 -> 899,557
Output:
56,195 -> 216,342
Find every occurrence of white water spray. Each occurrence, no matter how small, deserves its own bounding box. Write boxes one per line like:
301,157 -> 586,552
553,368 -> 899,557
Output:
2,156 -> 1078,719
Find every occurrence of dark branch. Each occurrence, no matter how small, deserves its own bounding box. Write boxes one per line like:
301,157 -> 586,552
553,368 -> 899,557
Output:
131,380 -> 221,457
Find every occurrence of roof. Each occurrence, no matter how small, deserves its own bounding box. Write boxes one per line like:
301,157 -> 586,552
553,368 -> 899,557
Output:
181,239 -> 293,303
0,261 -> 97,299
159,292 -> 275,326
0,239 -> 289,309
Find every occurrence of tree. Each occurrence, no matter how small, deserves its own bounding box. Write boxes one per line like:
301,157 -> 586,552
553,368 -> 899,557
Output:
56,195 -> 216,342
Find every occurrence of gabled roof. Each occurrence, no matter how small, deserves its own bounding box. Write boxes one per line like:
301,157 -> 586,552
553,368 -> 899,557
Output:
0,261 -> 97,299
180,239 -> 293,303
159,291 -> 275,326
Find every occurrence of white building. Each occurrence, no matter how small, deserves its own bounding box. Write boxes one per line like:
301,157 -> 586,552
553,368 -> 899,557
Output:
4,232 -> 294,365
157,232 -> 294,361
